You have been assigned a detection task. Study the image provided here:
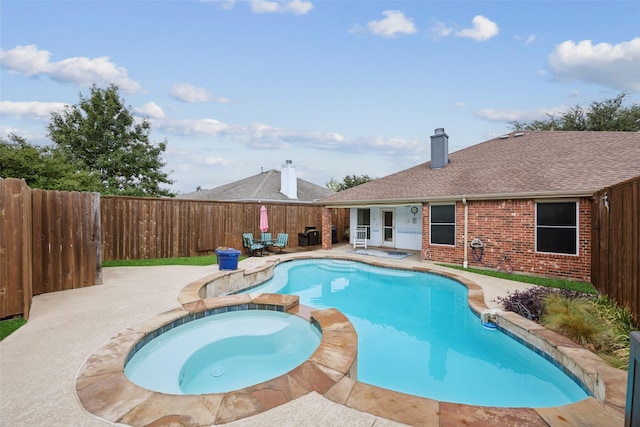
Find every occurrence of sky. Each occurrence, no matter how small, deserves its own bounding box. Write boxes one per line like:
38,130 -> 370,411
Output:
1,1 -> 639,195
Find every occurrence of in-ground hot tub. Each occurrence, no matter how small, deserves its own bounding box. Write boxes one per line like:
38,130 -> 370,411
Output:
125,309 -> 321,394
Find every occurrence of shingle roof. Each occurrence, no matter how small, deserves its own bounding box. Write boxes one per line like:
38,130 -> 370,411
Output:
319,131 -> 640,206
178,169 -> 334,203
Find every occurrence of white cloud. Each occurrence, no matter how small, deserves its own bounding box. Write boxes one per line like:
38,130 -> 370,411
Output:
198,156 -> 233,166
285,0 -> 313,14
249,0 -> 313,15
455,15 -> 499,42
0,45 -> 142,93
515,34 -> 536,46
476,105 -> 570,123
250,0 -> 278,13
204,0 -> 236,10
159,118 -> 233,136
170,83 -> 213,103
0,125 -> 48,144
365,10 -> 417,37
429,20 -> 452,40
0,100 -> 68,119
548,37 -> 640,92
134,102 -> 165,119
350,136 -> 423,155
242,123 -> 345,149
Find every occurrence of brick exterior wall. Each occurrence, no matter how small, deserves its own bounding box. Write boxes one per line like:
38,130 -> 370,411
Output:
421,198 -> 592,282
322,207 -> 332,250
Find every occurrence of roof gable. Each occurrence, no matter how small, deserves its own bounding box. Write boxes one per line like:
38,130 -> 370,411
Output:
178,169 -> 334,203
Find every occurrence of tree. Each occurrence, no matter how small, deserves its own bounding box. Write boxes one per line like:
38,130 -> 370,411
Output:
0,133 -> 102,191
511,93 -> 640,132
326,174 -> 373,192
48,84 -> 174,197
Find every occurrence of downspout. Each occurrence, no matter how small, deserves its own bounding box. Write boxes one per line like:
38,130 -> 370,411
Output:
462,197 -> 468,268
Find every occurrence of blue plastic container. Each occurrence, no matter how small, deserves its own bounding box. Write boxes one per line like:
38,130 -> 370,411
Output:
216,248 -> 241,270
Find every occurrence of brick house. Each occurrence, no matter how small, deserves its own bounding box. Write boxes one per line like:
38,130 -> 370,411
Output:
318,129 -> 640,282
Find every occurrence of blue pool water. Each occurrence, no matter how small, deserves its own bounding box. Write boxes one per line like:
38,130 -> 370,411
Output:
125,310 -> 321,394
244,259 -> 589,407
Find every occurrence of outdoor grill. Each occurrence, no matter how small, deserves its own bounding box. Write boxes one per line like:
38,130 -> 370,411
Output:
298,226 -> 319,247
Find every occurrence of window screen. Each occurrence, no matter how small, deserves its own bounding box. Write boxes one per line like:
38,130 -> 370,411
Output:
536,202 -> 577,254
357,208 -> 371,239
430,204 -> 455,245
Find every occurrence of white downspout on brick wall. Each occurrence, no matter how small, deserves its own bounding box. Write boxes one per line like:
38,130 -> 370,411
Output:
463,197 -> 468,268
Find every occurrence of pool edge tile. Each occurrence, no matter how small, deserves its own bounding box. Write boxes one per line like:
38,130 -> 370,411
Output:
215,375 -> 292,424
345,381 -> 440,427
439,402 -> 547,427
535,396 -> 624,427
119,393 -> 223,427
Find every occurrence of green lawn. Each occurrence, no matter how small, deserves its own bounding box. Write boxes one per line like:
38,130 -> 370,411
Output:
102,255 -> 223,267
0,318 -> 27,341
438,263 -> 596,294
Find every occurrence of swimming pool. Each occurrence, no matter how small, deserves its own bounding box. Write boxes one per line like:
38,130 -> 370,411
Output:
243,258 -> 589,408
124,309 -> 321,394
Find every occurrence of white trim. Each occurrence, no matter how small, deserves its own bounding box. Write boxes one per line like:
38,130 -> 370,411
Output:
535,201 -> 579,256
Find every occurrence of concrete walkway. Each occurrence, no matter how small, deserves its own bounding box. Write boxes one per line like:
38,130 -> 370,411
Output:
0,248 -> 584,426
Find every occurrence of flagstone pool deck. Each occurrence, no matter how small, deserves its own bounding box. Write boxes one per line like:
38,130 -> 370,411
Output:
0,245 -> 627,426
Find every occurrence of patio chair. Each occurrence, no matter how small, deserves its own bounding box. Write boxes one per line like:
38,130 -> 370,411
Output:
353,227 -> 367,249
272,233 -> 289,253
242,233 -> 264,256
260,232 -> 274,246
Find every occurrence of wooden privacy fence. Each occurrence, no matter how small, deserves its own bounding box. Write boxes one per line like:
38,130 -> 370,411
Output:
1,178 -> 101,319
100,196 -> 348,261
592,176 -> 640,323
1,179 -> 346,319
3,174 -> 638,323
1,179 -> 32,319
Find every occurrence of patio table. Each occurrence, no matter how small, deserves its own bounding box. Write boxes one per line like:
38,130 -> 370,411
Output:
257,240 -> 273,255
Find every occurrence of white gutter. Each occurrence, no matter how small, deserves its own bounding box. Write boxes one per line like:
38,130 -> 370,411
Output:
462,197 -> 468,269
318,190 -> 596,208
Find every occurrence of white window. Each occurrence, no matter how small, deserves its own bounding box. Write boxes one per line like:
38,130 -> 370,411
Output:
430,204 -> 455,245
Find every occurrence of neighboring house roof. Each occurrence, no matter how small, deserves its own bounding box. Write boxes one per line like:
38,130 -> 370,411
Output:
178,169 -> 334,203
320,131 -> 640,206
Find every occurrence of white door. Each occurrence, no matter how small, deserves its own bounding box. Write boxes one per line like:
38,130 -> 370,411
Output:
382,210 -> 394,246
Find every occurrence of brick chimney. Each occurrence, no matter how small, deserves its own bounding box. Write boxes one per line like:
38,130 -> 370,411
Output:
430,128 -> 449,169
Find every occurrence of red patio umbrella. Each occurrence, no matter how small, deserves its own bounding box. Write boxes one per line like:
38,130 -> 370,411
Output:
259,205 -> 269,232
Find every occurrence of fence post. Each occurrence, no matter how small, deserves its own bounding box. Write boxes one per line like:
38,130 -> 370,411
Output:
0,178 -> 33,319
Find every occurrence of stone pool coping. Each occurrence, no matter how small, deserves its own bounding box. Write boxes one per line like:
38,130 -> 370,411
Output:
76,253 -> 627,426
76,293 -> 357,426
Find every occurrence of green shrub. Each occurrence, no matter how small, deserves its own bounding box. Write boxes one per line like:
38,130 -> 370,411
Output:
499,287 -> 638,370
541,293 -> 605,346
590,296 -> 637,369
